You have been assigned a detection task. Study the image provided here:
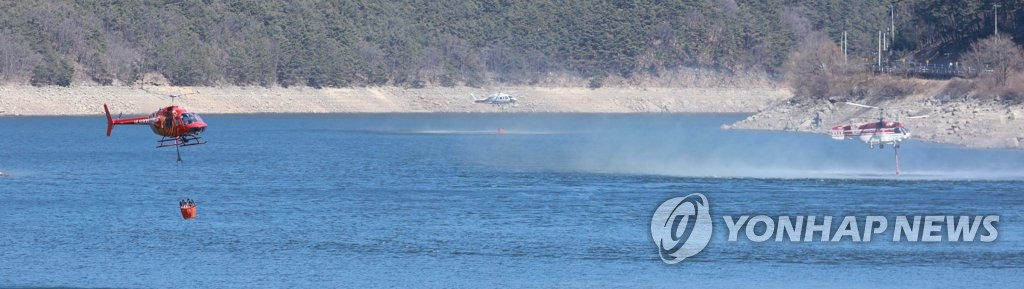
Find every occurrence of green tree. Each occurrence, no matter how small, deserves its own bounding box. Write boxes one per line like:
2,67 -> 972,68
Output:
30,54 -> 74,87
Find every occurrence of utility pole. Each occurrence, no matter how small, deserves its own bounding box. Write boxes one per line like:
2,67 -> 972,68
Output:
883,32 -> 888,51
994,4 -> 1001,39
890,4 -> 896,43
843,31 -> 848,66
878,30 -> 882,68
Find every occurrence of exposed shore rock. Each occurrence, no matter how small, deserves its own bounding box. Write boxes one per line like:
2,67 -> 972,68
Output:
731,80 -> 1024,149
0,85 -> 789,115
3,82 -> 1020,149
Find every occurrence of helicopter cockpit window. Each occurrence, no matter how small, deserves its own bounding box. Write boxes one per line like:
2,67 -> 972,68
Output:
182,113 -> 196,124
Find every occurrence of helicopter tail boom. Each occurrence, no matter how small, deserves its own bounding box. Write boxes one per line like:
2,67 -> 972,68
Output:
104,103 -> 154,136
104,103 -> 114,136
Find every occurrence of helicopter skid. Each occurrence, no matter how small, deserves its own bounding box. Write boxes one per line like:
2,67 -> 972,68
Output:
157,135 -> 206,148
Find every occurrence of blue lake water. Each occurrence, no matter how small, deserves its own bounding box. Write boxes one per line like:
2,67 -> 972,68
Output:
1,113 -> 1022,288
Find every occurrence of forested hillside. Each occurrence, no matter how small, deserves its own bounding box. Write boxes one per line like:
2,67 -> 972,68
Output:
0,0 -> 1019,88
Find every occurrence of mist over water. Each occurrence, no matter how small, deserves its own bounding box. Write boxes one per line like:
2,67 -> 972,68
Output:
573,116 -> 1024,180
401,113 -> 1024,180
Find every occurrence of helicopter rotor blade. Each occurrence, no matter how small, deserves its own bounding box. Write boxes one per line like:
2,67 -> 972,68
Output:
171,91 -> 199,98
140,84 -> 199,99
904,115 -> 930,119
843,102 -> 879,109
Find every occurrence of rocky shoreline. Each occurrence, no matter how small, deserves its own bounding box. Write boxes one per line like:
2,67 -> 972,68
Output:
2,82 -> 1020,149
0,85 -> 789,115
730,80 -> 1024,149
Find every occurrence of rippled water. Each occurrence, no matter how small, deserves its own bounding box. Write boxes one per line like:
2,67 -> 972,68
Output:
1,114 -> 1022,288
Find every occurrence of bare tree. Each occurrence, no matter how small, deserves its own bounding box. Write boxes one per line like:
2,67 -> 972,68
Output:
961,36 -> 1024,86
784,32 -> 844,99
0,34 -> 43,82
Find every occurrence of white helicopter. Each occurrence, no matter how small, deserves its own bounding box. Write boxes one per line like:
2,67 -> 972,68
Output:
829,101 -> 929,175
471,92 -> 518,107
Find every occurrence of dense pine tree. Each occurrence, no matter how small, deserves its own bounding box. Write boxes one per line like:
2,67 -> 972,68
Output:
0,0 -> 1017,87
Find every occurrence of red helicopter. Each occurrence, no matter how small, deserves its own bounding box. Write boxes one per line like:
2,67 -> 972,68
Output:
829,102 -> 928,175
103,92 -> 207,161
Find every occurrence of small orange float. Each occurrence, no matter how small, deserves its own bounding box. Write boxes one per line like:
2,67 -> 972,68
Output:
179,198 -> 197,220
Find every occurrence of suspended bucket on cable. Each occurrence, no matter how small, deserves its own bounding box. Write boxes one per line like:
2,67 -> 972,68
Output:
179,198 -> 197,220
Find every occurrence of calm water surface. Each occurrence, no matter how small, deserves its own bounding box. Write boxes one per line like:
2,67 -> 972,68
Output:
1,114 -> 1022,288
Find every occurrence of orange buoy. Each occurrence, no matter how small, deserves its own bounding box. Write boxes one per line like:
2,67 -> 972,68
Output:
179,198 -> 197,220
497,128 -> 506,135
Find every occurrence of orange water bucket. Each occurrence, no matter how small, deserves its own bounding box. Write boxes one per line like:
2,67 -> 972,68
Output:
180,204 -> 197,220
